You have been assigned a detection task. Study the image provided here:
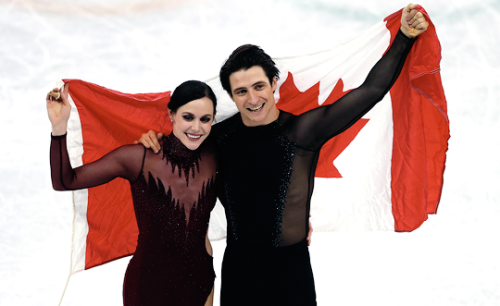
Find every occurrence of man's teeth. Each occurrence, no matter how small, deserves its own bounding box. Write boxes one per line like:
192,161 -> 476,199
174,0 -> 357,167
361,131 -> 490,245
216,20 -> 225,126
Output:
249,104 -> 264,111
186,134 -> 202,139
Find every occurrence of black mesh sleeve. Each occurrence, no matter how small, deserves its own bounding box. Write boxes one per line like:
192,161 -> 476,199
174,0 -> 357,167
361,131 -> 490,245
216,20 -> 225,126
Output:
287,29 -> 415,150
50,134 -> 146,191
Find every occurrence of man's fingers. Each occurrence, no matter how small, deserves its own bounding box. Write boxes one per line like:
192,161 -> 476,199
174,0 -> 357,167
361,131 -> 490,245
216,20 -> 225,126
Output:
406,3 -> 417,11
150,135 -> 160,153
416,21 -> 429,31
138,136 -> 151,148
410,11 -> 424,28
404,3 -> 420,25
406,10 -> 418,24
147,130 -> 161,153
138,130 -> 163,152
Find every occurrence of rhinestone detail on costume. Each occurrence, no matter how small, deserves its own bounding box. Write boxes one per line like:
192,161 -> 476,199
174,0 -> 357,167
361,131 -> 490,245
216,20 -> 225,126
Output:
217,118 -> 295,247
162,133 -> 201,187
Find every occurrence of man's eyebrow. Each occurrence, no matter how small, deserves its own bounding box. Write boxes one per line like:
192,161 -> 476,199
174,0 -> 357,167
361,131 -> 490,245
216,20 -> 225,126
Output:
233,86 -> 246,92
252,81 -> 266,86
233,81 -> 267,93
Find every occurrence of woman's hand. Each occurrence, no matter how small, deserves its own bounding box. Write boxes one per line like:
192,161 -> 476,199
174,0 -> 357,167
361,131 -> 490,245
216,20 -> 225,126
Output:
46,84 -> 71,136
400,3 -> 429,38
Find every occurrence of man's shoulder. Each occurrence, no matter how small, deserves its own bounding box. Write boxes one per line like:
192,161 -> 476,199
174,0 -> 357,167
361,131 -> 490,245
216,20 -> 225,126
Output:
277,109 -> 297,127
211,112 -> 240,137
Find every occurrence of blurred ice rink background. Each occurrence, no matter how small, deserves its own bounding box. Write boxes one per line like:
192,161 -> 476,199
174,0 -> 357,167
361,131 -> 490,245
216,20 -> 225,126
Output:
1,0 -> 499,305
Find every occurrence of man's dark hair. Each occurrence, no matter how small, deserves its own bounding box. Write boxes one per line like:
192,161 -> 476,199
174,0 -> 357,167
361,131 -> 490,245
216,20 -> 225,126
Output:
219,44 -> 280,94
168,80 -> 217,114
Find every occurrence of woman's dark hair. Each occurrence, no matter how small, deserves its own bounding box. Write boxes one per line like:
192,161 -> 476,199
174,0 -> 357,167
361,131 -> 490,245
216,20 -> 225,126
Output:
219,44 -> 280,95
168,80 -> 217,113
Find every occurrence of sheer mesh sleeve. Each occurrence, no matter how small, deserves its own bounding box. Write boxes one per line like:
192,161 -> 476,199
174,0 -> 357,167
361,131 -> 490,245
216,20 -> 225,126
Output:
50,134 -> 146,191
286,30 -> 415,150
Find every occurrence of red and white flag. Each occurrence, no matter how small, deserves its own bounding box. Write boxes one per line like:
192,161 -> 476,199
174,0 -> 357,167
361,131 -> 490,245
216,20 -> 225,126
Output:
62,6 -> 448,274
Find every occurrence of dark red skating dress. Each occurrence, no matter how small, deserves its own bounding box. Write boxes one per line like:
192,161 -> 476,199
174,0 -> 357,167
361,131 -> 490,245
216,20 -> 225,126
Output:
50,133 -> 217,306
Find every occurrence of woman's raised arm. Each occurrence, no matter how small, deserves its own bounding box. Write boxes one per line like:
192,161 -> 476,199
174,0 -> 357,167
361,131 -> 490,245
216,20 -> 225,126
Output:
47,85 -> 145,191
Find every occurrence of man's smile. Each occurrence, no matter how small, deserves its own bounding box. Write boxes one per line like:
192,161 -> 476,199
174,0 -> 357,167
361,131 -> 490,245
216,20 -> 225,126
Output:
248,103 -> 265,112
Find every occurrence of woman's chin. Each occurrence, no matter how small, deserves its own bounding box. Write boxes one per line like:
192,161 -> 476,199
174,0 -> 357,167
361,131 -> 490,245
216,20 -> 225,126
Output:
180,135 -> 205,150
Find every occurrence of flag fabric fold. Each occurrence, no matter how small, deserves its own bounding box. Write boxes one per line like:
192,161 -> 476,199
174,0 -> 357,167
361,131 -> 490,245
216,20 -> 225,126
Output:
63,6 -> 448,274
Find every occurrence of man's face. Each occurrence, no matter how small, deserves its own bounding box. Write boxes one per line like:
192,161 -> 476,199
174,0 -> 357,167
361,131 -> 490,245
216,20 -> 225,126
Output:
228,65 -> 278,127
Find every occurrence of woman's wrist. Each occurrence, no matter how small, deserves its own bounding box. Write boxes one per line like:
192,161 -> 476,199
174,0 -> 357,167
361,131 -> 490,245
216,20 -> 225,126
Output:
51,124 -> 68,136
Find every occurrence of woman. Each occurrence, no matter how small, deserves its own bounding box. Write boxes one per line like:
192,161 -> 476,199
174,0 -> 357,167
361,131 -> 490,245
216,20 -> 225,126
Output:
48,80 -> 218,306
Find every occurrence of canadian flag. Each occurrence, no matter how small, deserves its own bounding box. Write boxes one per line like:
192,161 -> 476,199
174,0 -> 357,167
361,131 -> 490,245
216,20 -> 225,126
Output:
62,6 -> 448,275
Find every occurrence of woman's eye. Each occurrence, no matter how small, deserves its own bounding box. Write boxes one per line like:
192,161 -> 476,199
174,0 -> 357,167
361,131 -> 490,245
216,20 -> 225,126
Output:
183,115 -> 194,121
201,117 -> 211,123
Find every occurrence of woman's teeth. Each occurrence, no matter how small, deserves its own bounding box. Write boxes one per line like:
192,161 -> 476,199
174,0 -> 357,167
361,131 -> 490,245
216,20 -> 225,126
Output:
186,133 -> 202,139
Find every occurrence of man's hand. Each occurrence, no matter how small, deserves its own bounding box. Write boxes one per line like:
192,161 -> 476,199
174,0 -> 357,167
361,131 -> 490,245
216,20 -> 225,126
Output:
307,215 -> 313,246
400,3 -> 429,38
134,130 -> 164,153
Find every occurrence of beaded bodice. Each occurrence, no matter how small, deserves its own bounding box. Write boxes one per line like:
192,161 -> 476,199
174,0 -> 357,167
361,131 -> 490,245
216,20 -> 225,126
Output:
131,133 -> 217,254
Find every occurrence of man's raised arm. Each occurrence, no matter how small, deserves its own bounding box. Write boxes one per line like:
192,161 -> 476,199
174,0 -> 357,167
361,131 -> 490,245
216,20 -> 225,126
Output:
286,3 -> 428,150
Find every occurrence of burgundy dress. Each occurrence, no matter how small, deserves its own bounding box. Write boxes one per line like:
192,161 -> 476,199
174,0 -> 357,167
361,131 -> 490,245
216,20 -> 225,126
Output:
50,133 -> 217,306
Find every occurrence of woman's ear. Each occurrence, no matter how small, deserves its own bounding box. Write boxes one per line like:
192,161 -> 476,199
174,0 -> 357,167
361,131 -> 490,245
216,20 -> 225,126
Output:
168,110 -> 175,123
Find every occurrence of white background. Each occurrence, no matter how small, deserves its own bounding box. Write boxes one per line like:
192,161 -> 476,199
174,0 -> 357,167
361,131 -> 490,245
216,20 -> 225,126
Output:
1,0 -> 499,305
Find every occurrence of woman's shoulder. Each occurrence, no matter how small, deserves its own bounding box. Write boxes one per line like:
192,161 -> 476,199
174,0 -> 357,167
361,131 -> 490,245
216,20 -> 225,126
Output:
102,143 -> 146,160
117,143 -> 147,155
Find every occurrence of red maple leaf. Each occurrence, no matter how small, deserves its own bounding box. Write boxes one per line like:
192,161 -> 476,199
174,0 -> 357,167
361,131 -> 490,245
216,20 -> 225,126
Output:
276,72 -> 369,178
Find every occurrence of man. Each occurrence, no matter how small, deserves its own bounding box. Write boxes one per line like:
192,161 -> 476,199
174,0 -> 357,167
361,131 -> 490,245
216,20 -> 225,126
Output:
139,4 -> 428,305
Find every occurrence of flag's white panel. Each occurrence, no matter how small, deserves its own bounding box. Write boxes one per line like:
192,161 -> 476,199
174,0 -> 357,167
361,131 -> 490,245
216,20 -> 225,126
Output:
274,22 -> 391,104
277,22 -> 394,231
71,189 -> 89,273
66,90 -> 89,273
311,95 -> 394,231
206,76 -> 239,123
208,201 -> 227,241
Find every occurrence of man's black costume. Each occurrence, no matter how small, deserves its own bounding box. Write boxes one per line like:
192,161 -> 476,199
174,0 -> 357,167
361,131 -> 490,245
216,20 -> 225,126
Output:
212,30 -> 415,306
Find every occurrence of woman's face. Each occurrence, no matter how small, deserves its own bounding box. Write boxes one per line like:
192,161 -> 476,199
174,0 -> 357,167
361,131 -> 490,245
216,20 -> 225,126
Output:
169,97 -> 215,150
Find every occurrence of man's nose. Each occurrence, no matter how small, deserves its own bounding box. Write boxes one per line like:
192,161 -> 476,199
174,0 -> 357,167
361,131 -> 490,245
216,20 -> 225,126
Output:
248,91 -> 259,105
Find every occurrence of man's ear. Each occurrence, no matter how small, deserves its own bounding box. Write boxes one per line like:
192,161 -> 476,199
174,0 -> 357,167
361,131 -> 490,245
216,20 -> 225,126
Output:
226,90 -> 234,101
272,77 -> 277,93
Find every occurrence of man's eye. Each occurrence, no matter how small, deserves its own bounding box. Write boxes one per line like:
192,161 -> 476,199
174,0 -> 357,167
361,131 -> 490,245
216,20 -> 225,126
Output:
183,115 -> 194,121
255,84 -> 264,90
236,90 -> 246,95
